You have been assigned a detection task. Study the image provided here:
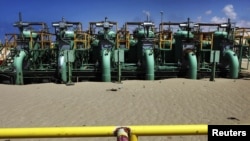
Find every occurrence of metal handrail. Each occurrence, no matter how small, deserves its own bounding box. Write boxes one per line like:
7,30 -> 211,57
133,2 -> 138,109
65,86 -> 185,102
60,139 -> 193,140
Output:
0,125 -> 208,141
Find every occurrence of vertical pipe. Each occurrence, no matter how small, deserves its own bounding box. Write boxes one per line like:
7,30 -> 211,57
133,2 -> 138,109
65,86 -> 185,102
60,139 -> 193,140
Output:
160,11 -> 163,32
210,51 -> 216,81
102,49 -> 111,82
223,49 -> 239,79
187,51 -> 197,79
116,128 -> 129,141
238,37 -> 243,72
14,50 -> 26,85
144,49 -> 154,80
59,55 -> 67,83
247,46 -> 250,70
66,51 -> 74,85
67,62 -> 73,85
118,49 -> 121,82
130,134 -> 138,141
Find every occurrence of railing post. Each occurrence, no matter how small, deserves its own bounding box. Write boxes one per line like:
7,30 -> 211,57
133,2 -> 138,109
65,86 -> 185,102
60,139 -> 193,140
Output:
116,127 -> 130,141
130,134 -> 138,141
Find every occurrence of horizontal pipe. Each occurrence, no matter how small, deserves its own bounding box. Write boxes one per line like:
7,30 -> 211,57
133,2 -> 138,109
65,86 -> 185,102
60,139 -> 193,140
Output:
0,125 -> 207,139
129,125 -> 207,135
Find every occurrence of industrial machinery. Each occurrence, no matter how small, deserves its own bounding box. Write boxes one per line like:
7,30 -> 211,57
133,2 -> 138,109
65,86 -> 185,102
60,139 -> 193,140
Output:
0,13 -> 55,84
194,19 -> 239,78
0,15 -> 243,85
155,18 -> 197,79
116,20 -> 156,80
88,17 -> 117,82
157,18 -> 197,79
52,18 -> 91,84
90,17 -> 157,81
113,18 -> 198,81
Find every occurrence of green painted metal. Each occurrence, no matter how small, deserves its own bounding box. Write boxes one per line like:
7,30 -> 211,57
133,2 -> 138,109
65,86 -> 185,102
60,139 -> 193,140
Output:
223,49 -> 239,79
214,31 -> 227,37
64,31 -> 74,38
13,50 -> 27,85
213,31 -> 228,51
22,30 -> 38,38
59,49 -> 75,83
129,39 -> 137,47
175,30 -> 194,38
60,55 -> 67,83
209,51 -> 220,81
186,51 -> 197,79
0,16 -> 245,84
108,31 -> 116,38
174,30 -> 194,62
144,49 -> 154,80
101,49 -> 111,82
136,29 -> 155,38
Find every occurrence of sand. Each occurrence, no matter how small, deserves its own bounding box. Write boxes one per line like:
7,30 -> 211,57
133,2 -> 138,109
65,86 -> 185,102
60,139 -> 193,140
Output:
0,61 -> 250,141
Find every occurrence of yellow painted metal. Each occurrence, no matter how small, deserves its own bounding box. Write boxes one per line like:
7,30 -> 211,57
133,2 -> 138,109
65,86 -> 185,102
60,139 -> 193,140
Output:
0,125 -> 207,139
4,34 -> 17,48
126,33 -> 130,49
0,126 -> 116,138
159,31 -> 173,49
199,32 -> 213,50
29,31 -> 33,49
74,31 -> 90,49
39,32 -> 53,49
116,31 -> 130,49
130,134 -> 138,141
0,34 -> 17,61
129,125 -> 207,135
235,28 -> 250,45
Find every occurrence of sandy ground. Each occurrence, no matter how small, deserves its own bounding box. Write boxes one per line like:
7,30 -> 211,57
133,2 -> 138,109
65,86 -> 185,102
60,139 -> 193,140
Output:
0,62 -> 250,141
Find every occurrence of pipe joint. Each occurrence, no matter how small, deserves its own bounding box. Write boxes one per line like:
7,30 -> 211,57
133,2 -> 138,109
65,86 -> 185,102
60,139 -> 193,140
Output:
115,127 -> 130,141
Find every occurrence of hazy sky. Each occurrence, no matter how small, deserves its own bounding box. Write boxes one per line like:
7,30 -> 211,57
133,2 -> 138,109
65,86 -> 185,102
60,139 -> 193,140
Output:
0,0 -> 250,40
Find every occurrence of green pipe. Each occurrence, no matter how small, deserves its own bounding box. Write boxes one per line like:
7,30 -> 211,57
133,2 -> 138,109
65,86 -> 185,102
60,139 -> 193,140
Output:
144,49 -> 154,80
186,51 -> 197,79
159,48 -> 172,51
101,50 -> 111,82
223,49 -> 239,79
13,51 -> 27,85
59,55 -> 67,83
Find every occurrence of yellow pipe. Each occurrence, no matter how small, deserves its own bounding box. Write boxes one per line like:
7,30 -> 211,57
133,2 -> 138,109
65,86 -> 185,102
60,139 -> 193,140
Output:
170,32 -> 173,50
0,125 -> 208,139
0,126 -> 116,138
130,134 -> 138,141
129,125 -> 207,135
126,32 -> 130,49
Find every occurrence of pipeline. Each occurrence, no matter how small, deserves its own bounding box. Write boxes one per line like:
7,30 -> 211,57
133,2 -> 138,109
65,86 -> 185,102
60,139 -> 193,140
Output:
223,49 -> 239,79
144,49 -> 154,80
186,51 -> 197,79
101,49 -> 111,82
13,50 -> 27,85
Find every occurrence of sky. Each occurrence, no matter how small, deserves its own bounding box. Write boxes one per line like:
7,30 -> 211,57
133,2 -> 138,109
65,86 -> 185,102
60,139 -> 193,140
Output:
0,0 -> 250,40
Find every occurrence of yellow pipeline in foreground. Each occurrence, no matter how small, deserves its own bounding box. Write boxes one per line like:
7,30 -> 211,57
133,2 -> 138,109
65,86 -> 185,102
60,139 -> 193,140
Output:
0,125 -> 208,140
